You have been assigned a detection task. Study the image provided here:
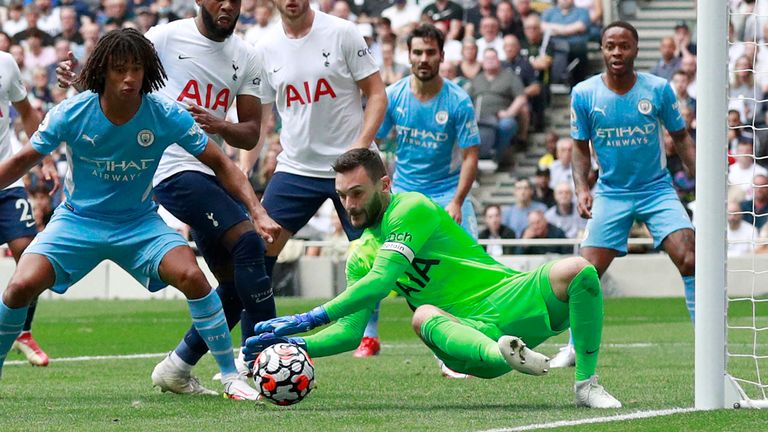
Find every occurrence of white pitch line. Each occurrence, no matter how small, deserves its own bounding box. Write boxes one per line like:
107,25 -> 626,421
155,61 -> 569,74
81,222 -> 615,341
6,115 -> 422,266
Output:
476,407 -> 699,432
4,343 -> 658,367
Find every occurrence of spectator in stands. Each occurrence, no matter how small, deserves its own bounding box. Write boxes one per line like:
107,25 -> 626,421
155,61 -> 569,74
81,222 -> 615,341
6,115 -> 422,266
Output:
422,0 -> 463,41
79,21 -> 100,61
23,29 -> 56,70
476,17 -> 506,60
382,0 -> 421,37
671,70 -> 696,112
650,37 -> 681,81
153,0 -> 180,25
439,58 -> 470,90
501,178 -> 547,236
575,0 -> 602,42
465,0 -> 497,39
96,0 -> 133,27
548,137 -> 574,189
513,0 -> 536,21
4,3 -> 29,38
13,5 -> 55,46
379,39 -> 408,86
521,14 -> 553,92
354,0 -> 393,22
134,7 -> 157,33
673,20 -> 696,57
496,0 -> 524,41
375,18 -> 396,45
238,0 -> 257,27
36,0 -> 62,36
331,0 -> 356,21
470,47 -> 528,164
731,55 -> 762,122
30,67 -> 53,107
741,174 -> 768,229
545,182 -> 586,239
479,204 -> 517,256
754,110 -> 768,169
56,7 -> 85,48
680,53 -> 697,98
517,209 -> 570,255
541,0 -> 590,85
9,44 -> 32,84
730,140 -> 768,199
244,3 -> 277,45
0,32 -> 12,53
532,166 -> 555,207
727,109 -> 743,153
727,200 -> 755,256
538,130 -> 558,169
503,34 -> 545,131
433,20 -> 463,63
456,38 -> 482,79
58,0 -> 93,23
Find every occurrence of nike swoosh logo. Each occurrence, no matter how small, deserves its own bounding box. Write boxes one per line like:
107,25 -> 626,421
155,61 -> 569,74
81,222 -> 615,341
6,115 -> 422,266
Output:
25,221 -> 36,228
178,55 -> 194,60
272,67 -> 281,73
585,348 -> 599,355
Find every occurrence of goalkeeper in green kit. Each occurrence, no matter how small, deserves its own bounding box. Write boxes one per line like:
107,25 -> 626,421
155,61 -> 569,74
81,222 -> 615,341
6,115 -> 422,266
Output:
244,148 -> 621,408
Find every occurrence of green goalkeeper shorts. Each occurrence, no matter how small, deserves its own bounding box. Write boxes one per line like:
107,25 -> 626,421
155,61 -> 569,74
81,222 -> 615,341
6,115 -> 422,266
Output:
450,261 -> 571,349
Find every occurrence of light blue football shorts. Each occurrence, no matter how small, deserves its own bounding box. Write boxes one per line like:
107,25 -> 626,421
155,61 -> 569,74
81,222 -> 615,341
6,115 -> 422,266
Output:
24,205 -> 189,293
581,187 -> 693,256
392,185 -> 478,239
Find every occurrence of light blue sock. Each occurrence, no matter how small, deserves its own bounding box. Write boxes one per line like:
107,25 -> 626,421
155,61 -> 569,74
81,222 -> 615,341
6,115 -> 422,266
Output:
683,275 -> 695,323
0,298 -> 28,378
187,290 -> 236,378
363,302 -> 380,338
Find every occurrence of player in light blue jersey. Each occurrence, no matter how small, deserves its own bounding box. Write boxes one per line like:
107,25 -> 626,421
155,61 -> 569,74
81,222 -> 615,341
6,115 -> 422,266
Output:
356,25 -> 481,369
0,29 -> 265,399
551,21 -> 696,368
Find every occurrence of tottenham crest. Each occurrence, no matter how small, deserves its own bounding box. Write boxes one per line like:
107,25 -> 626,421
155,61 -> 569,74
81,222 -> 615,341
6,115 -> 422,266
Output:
137,129 -> 155,147
637,99 -> 652,115
435,111 -> 448,124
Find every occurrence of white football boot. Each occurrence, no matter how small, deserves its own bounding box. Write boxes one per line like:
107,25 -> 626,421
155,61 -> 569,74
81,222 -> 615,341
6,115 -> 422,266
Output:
213,349 -> 251,381
497,336 -> 550,376
434,355 -> 471,379
549,344 -> 576,369
574,375 -> 622,408
222,376 -> 260,401
151,353 -> 218,396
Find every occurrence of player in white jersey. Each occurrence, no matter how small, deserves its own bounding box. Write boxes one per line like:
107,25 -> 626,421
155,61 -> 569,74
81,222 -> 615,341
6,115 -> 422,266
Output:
240,0 -> 387,313
56,0 -> 281,397
0,51 -> 59,368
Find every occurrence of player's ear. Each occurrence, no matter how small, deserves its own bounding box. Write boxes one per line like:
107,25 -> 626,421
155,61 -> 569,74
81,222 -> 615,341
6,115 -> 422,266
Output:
380,175 -> 391,193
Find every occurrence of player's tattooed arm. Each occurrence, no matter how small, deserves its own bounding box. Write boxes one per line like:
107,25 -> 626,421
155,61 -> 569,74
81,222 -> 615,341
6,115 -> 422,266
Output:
670,128 -> 696,178
572,138 -> 593,219
350,72 -> 387,150
187,94 -> 263,150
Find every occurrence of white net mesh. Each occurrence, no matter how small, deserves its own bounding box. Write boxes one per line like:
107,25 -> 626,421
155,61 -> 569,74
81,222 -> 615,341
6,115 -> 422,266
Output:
726,0 -> 768,404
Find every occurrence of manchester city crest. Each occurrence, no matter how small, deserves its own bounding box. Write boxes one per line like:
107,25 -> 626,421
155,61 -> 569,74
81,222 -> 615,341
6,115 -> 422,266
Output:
137,129 -> 155,147
435,111 -> 448,125
637,99 -> 652,115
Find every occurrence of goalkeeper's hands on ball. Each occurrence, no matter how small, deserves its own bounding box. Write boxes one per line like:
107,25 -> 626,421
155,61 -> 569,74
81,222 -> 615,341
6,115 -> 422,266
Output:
243,333 -> 307,364
244,306 -> 329,363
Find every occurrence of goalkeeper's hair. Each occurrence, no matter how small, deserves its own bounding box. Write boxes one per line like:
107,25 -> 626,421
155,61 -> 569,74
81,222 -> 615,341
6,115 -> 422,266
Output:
76,28 -> 166,95
601,21 -> 639,43
332,148 -> 387,182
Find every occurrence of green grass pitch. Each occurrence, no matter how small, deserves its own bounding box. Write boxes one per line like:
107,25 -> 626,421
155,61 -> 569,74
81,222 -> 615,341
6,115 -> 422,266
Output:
0,297 -> 765,431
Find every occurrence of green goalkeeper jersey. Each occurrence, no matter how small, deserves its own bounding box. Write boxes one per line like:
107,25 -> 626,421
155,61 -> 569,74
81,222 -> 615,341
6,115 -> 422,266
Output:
304,192 -> 522,357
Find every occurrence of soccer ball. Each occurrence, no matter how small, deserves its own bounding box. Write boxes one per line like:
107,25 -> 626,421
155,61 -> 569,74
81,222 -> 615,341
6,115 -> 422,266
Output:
252,343 -> 315,406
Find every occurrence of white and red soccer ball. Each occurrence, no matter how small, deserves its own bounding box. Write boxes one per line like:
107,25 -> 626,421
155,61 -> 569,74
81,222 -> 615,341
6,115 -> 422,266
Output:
252,343 -> 315,406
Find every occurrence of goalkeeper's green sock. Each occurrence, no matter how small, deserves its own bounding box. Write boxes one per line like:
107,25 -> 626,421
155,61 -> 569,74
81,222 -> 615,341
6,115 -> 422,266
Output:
420,314 -> 511,379
568,265 -> 604,381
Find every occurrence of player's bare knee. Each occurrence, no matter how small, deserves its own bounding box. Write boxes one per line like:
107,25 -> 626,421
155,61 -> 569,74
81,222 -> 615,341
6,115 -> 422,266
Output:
4,277 -> 39,308
173,267 -> 210,298
678,250 -> 695,276
412,305 -> 444,335
550,257 -> 592,301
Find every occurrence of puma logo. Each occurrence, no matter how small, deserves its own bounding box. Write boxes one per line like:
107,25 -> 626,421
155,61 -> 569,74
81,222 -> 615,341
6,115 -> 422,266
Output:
82,134 -> 97,146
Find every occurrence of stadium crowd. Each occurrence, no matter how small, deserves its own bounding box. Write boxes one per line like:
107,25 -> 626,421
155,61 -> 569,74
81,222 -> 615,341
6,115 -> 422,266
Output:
0,0 -> 765,261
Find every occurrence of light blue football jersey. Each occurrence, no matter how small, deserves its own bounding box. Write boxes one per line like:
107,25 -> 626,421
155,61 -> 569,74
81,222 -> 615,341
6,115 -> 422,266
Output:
376,77 -> 480,195
570,72 -> 685,194
31,91 -> 208,221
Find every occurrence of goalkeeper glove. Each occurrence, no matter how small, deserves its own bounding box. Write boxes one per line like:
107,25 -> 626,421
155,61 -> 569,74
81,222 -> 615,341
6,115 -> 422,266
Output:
243,332 -> 307,364
253,306 -> 329,336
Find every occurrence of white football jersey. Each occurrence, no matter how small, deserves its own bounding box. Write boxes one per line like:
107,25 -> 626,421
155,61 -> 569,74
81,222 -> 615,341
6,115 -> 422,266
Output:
254,12 -> 379,178
0,51 -> 29,190
147,19 -> 261,186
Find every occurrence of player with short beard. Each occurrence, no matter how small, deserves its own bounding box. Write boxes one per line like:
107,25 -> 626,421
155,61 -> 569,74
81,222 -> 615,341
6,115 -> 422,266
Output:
56,0 -> 280,398
355,24 -> 481,364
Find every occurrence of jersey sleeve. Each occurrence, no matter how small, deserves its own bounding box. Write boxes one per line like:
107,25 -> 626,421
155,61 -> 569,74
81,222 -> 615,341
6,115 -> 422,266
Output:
659,82 -> 685,133
251,45 -> 276,104
342,22 -> 380,82
6,56 -> 26,103
172,109 -> 209,156
30,104 -> 64,155
455,94 -> 480,149
238,45 -> 261,98
570,86 -> 590,141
